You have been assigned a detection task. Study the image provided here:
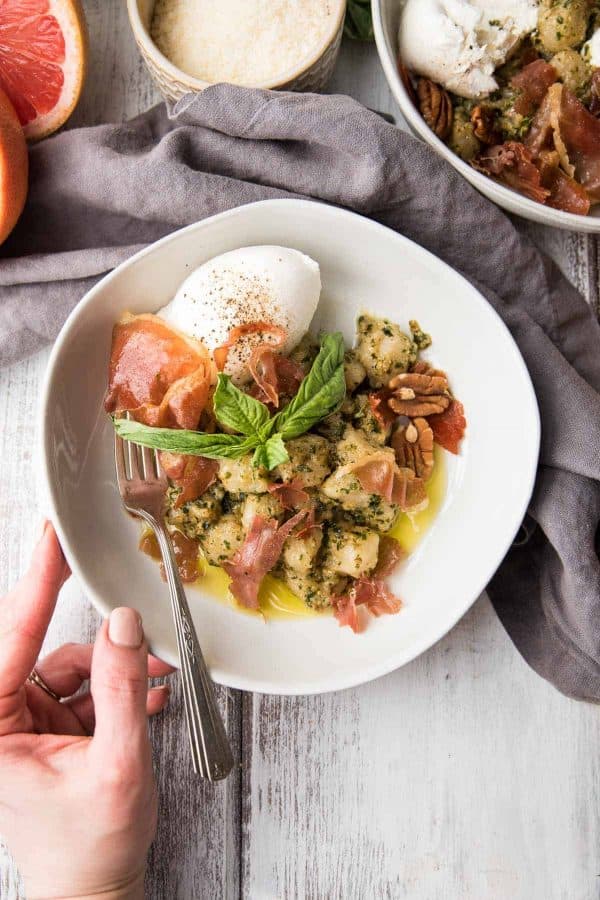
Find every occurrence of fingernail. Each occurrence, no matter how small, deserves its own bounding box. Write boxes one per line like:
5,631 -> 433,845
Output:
108,607 -> 143,649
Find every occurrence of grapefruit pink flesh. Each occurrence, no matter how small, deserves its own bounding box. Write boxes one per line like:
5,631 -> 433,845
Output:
0,2 -> 66,125
0,0 -> 87,140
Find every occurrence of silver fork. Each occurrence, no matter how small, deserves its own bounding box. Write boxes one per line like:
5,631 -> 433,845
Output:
114,430 -> 234,781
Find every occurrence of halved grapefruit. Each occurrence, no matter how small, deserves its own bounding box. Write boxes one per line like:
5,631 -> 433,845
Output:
0,0 -> 88,141
0,86 -> 28,244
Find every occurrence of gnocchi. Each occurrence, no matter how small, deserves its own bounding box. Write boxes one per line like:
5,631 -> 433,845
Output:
282,528 -> 323,575
199,513 -> 244,565
323,525 -> 380,579
449,109 -> 480,162
274,435 -> 331,487
241,493 -> 284,532
537,0 -> 589,55
218,454 -> 269,494
551,48 -> 590,95
355,314 -> 417,388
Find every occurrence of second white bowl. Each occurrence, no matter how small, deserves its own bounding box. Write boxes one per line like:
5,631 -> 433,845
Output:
372,0 -> 600,232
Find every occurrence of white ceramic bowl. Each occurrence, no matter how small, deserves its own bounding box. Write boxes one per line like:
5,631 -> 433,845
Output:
372,0 -> 600,232
40,199 -> 540,695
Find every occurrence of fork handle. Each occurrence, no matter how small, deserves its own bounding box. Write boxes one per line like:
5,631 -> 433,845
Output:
153,522 -> 234,780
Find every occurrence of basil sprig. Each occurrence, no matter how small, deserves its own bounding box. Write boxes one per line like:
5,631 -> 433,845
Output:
271,332 -> 346,440
112,332 -> 346,470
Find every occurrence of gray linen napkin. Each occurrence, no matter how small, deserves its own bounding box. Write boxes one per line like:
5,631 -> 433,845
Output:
3,84 -> 600,700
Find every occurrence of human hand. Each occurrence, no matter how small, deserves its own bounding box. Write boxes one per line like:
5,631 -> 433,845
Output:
0,522 -> 174,900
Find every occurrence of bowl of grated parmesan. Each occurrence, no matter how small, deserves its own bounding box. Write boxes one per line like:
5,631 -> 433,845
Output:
127,0 -> 347,101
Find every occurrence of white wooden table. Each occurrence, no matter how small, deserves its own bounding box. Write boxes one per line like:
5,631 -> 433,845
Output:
2,4 -> 600,898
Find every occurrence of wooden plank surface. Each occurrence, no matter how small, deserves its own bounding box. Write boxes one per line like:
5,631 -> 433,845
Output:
241,606 -> 600,900
1,3 -> 599,899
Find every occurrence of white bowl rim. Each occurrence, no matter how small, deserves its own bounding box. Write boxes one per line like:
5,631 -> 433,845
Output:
126,0 -> 346,92
371,0 -> 600,233
40,198 -> 540,695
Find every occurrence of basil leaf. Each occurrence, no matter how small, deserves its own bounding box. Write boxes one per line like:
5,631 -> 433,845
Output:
113,418 -> 255,459
213,373 -> 271,438
271,332 -> 346,440
252,434 -> 289,470
344,0 -> 374,41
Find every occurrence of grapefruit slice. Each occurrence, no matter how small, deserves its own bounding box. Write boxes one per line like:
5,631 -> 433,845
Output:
0,0 -> 87,141
0,86 -> 28,244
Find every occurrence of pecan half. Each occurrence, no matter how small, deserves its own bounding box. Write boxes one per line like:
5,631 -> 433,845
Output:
392,418 -> 434,481
417,78 -> 453,140
395,466 -> 428,510
398,62 -> 418,107
471,105 -> 500,145
410,360 -> 447,378
387,372 -> 451,417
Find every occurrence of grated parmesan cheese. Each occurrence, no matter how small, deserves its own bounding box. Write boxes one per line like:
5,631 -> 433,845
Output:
150,0 -> 343,87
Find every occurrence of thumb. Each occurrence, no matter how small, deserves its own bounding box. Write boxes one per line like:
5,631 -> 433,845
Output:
90,607 -> 150,762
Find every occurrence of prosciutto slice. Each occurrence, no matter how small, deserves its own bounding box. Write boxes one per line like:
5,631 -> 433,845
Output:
350,452 -> 427,510
353,579 -> 403,617
540,158 -> 590,215
333,593 -> 362,633
526,83 -> 574,176
590,70 -> 600,117
368,389 -> 397,429
267,479 -> 321,537
213,321 -> 282,370
105,313 -> 214,430
526,146 -> 590,215
351,452 -> 396,501
248,351 -> 305,408
511,60 -> 557,116
213,322 -> 298,407
295,505 -> 320,539
105,313 -> 218,504
550,86 -> 600,201
159,452 -> 219,508
472,142 -> 550,204
223,510 -> 308,609
428,399 -> 467,455
373,535 -> 405,577
333,576 -> 402,633
527,83 -> 600,203
267,478 -> 310,510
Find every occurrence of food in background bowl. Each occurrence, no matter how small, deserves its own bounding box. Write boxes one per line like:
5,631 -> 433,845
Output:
399,0 -> 600,216
105,246 -> 466,634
